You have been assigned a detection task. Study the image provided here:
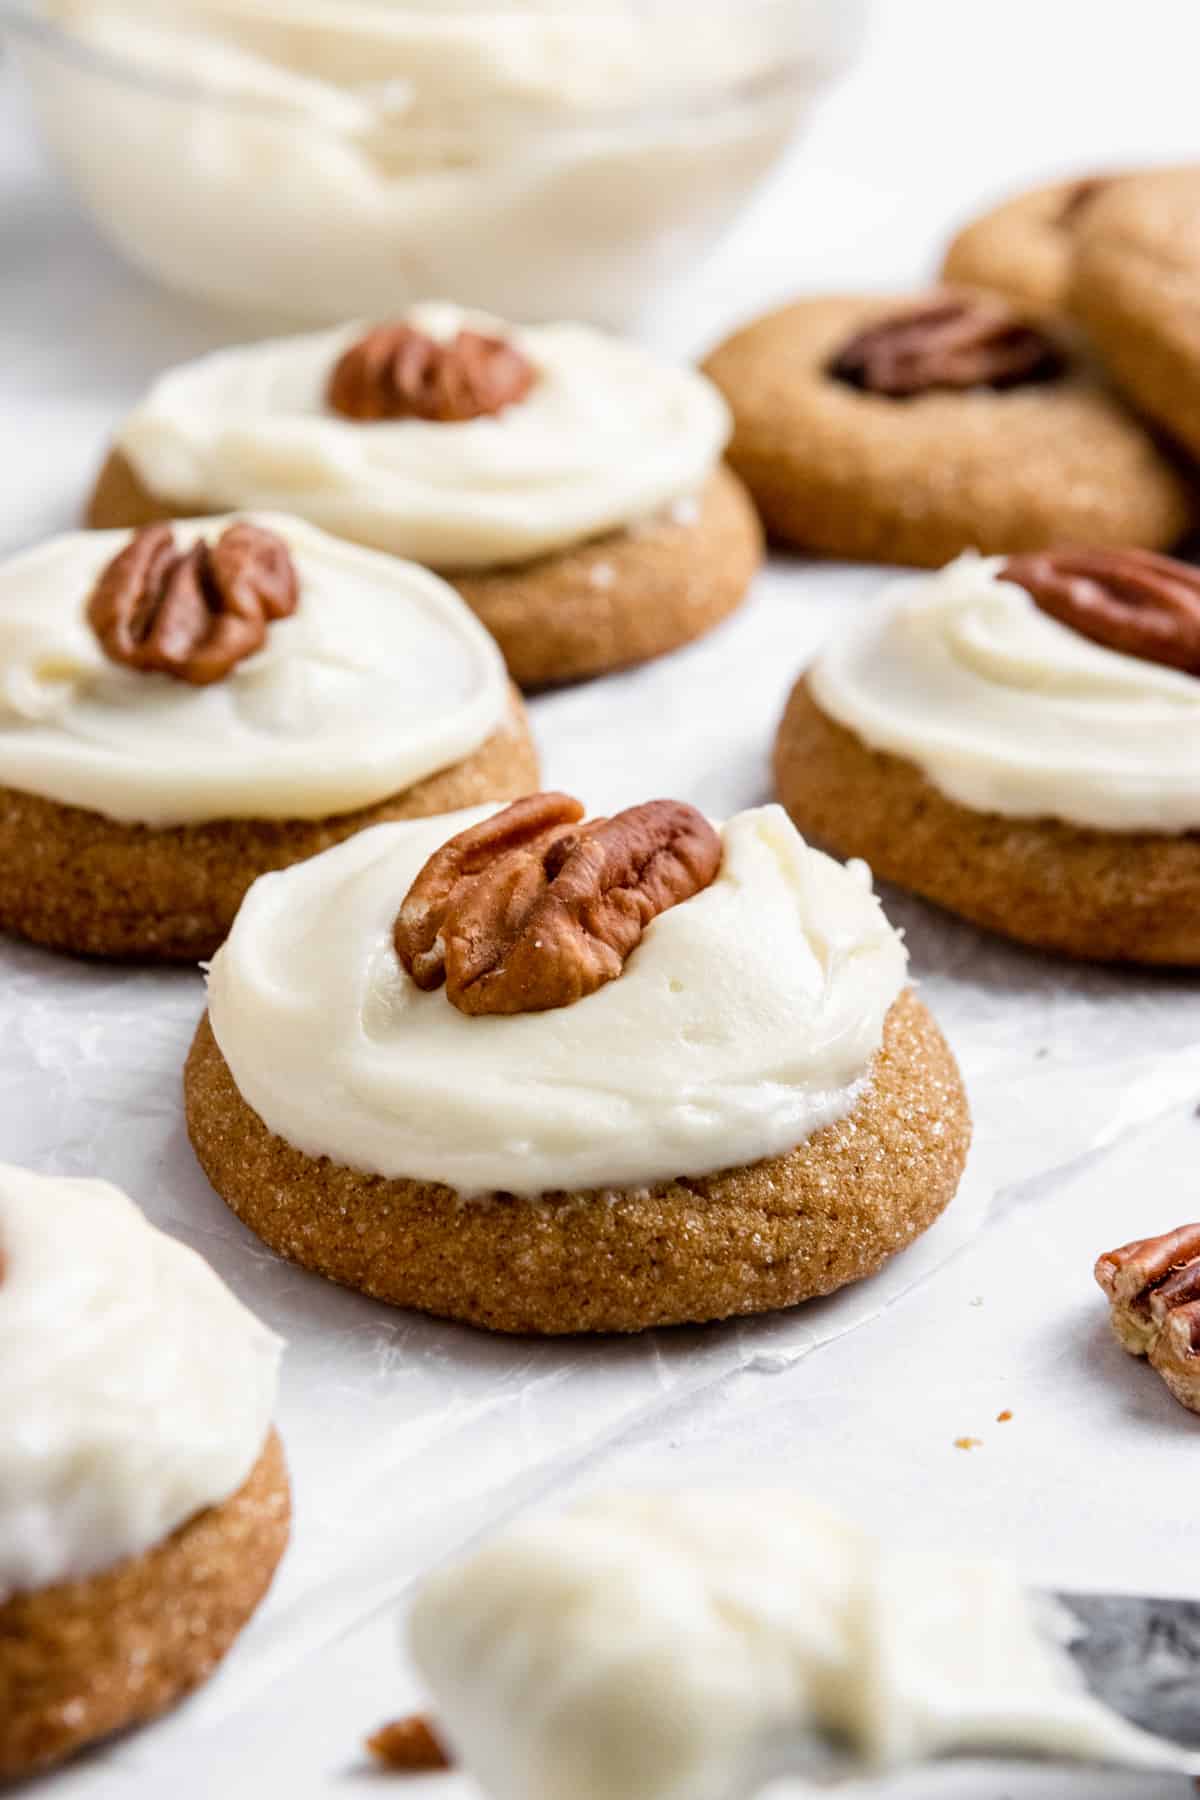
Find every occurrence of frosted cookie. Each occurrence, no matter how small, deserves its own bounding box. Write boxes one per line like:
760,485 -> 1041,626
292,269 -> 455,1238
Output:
0,515 -> 536,960
942,173 -> 1129,314
0,1164 -> 288,1778
774,548 -> 1200,963
701,291 -> 1192,567
86,306 -> 763,688
185,793 -> 970,1335
406,1490 -> 1187,1800
1070,167 -> 1200,460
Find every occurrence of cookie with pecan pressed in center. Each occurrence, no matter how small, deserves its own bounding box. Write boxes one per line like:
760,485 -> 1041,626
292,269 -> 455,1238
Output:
701,292 -> 1193,568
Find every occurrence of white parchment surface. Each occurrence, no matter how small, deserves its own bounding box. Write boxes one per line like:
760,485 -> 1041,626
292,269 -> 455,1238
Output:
6,3 -> 1200,1794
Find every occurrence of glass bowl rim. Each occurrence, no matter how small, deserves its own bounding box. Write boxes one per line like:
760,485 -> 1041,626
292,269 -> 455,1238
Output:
0,0 -> 828,127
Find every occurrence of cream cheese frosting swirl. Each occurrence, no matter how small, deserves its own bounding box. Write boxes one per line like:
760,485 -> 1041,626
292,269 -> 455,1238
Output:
409,1490 -> 1188,1800
0,1163 -> 281,1598
206,803 -> 908,1196
0,514 -> 508,827
809,553 -> 1200,834
115,305 -> 732,570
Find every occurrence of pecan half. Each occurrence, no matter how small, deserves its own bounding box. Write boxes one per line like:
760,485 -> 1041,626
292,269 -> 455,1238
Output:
88,522 -> 298,686
1096,1223 -> 1200,1411
394,792 -> 722,1016
366,1715 -> 452,1773
328,323 -> 536,423
828,295 -> 1065,397
1001,547 -> 1200,675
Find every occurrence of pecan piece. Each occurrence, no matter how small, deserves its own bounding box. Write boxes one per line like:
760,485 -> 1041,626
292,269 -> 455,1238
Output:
1096,1223 -> 1200,1411
396,793 -> 587,992
88,522 -> 298,686
394,793 -> 722,1016
828,294 -> 1065,397
1001,547 -> 1200,675
329,323 -> 536,423
366,1715 -> 452,1773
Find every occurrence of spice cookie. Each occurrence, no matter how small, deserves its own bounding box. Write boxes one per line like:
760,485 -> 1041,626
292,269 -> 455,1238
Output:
0,1164 -> 288,1778
185,794 -> 970,1335
1069,167 -> 1200,461
85,305 -> 763,688
774,549 -> 1200,963
941,173 -> 1130,315
0,515 -> 537,961
701,291 -> 1192,568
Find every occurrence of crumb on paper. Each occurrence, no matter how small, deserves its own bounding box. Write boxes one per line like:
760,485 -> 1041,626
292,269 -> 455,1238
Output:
367,1715 -> 452,1773
954,1436 -> 983,1451
997,1409 -> 1013,1423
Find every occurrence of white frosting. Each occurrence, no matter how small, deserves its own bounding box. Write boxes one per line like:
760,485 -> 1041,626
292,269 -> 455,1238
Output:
0,1163 -> 281,1599
409,1490 -> 1190,1800
0,514 -> 508,827
809,554 -> 1200,834
114,307 -> 731,571
206,804 -> 908,1197
26,4 -> 864,324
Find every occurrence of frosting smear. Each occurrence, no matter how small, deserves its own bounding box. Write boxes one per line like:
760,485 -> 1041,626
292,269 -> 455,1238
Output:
409,1491 -> 1194,1800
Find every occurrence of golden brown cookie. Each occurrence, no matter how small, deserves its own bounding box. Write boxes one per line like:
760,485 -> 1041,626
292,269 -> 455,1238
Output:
774,676 -> 1200,964
86,453 -> 763,690
701,292 -> 1193,568
1070,167 -> 1200,460
942,173 -> 1130,314
0,688 -> 537,962
184,989 -> 970,1336
0,1430 -> 289,1780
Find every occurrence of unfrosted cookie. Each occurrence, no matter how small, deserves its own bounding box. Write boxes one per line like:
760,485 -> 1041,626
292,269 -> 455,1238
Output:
775,551 -> 1200,963
1070,167 -> 1200,460
85,306 -> 762,688
702,291 -> 1192,568
0,516 -> 537,960
942,173 -> 1128,314
0,1166 -> 289,1778
185,795 -> 969,1335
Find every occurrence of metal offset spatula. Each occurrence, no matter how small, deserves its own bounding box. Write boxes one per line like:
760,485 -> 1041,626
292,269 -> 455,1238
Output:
768,1592 -> 1200,1786
1055,1592 -> 1200,1754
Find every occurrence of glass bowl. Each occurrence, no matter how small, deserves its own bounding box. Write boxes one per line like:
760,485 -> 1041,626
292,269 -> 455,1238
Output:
2,0 -> 869,327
